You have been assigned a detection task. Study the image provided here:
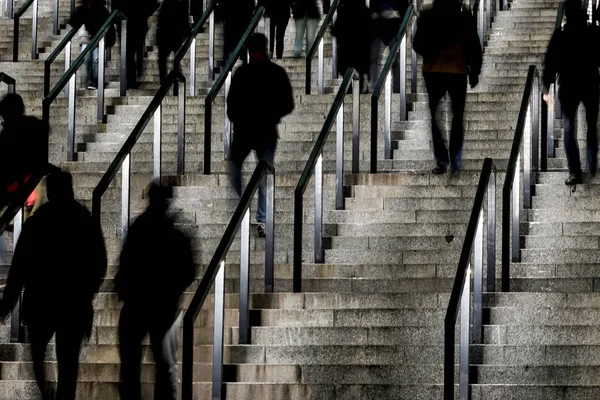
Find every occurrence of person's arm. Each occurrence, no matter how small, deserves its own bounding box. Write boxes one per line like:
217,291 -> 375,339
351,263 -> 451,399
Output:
466,12 -> 482,88
0,220 -> 32,318
88,216 -> 108,295
542,29 -> 560,96
226,68 -> 246,123
277,68 -> 295,120
69,6 -> 85,29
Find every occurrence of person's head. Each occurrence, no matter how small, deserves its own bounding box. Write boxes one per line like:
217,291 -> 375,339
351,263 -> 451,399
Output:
147,183 -> 172,213
565,0 -> 587,24
247,33 -> 268,61
0,93 -> 24,125
46,171 -> 75,203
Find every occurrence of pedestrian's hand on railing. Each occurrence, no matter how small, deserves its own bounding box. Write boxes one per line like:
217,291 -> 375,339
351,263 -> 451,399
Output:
469,73 -> 479,89
543,93 -> 550,103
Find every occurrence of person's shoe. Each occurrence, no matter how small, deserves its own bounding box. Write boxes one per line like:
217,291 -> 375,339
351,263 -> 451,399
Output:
565,172 -> 583,185
432,164 -> 447,175
257,223 -> 266,238
87,84 -> 97,90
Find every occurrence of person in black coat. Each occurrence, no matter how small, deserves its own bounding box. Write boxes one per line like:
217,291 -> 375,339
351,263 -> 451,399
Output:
157,0 -> 190,85
264,0 -> 292,59
227,33 -> 294,236
221,0 -> 256,65
117,183 -> 195,400
332,0 -> 371,92
544,0 -> 600,185
0,170 -> 107,400
292,0 -> 321,57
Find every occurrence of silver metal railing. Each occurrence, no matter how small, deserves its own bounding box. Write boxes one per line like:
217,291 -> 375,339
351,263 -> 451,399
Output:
13,0 -> 38,61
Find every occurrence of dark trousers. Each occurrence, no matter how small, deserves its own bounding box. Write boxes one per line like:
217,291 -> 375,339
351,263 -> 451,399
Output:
269,17 -> 289,59
126,24 -> 147,87
560,87 -> 600,175
28,321 -> 85,400
423,72 -> 468,169
119,306 -> 178,400
158,45 -> 181,86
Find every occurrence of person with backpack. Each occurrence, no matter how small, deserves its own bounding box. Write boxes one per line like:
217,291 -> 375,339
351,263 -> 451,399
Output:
543,0 -> 600,185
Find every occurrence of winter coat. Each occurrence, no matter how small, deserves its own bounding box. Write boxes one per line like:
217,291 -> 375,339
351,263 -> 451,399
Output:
69,2 -> 116,46
262,0 -> 292,19
157,0 -> 190,52
333,0 -> 371,74
291,0 -> 321,19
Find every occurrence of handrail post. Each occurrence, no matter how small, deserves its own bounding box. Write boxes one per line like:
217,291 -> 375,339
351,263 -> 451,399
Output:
265,170 -> 275,293
121,153 -> 131,245
399,34 -> 407,121
486,170 -> 496,292
67,72 -> 77,161
411,19 -> 417,94
532,78 -> 540,173
190,38 -> 196,95
8,0 -> 12,18
332,9 -> 338,79
459,269 -> 471,399
212,261 -> 225,400
177,79 -> 186,175
239,209 -> 251,344
352,75 -> 360,174
9,208 -> 23,343
209,10 -> 215,80
523,103 -> 532,209
314,154 -> 324,263
370,96 -> 378,173
293,191 -> 303,293
153,103 -> 162,182
32,0 -> 38,59
318,39 -> 324,95
473,211 -> 483,344
204,100 -> 212,174
384,71 -> 392,159
501,186 -> 511,292
120,18 -> 127,96
336,102 -> 344,210
512,152 -> 520,263
548,83 -> 555,158
64,40 -> 71,97
53,0 -> 58,35
97,37 -> 106,123
224,72 -> 232,160
13,14 -> 19,62
485,0 -> 491,31
478,0 -> 484,49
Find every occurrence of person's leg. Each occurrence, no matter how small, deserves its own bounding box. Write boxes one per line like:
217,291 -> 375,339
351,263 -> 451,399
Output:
118,307 -> 146,400
294,17 -> 307,57
369,36 -> 384,91
91,46 -> 99,87
55,324 -> 85,400
306,18 -> 319,51
276,18 -> 289,59
381,19 -> 402,93
447,73 -> 468,172
423,73 -> 450,169
583,88 -> 600,176
158,44 -> 168,86
28,323 -> 55,400
269,19 -> 276,58
254,140 -> 277,224
149,312 -> 178,400
126,26 -> 137,87
561,95 -> 582,177
228,137 -> 252,197
82,44 -> 92,86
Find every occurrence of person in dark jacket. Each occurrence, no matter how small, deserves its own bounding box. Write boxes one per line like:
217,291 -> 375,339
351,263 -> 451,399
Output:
543,0 -> 600,185
264,0 -> 292,59
333,0 -> 371,92
292,0 -> 321,57
413,0 -> 482,174
0,94 -> 48,212
0,170 -> 107,400
369,0 -> 408,92
117,183 -> 195,400
227,33 -> 294,236
69,0 -> 115,89
221,0 -> 256,65
157,0 -> 190,85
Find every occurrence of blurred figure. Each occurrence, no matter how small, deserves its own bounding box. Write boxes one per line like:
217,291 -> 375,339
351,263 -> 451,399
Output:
333,0 -> 371,92
221,0 -> 255,66
0,94 -> 48,212
413,0 -> 482,174
227,33 -> 294,236
291,0 -> 321,57
117,183 -> 195,400
0,170 -> 107,400
369,0 -> 408,92
157,0 -> 190,85
543,0 -> 600,185
69,0 -> 115,89
264,0 -> 292,59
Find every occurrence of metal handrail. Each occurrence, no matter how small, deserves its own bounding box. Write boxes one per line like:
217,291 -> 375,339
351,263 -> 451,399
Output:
173,0 -> 218,94
181,160 -> 275,400
293,68 -> 360,293
43,27 -> 78,97
91,70 -> 186,243
370,5 -> 416,172
444,157 -> 496,400
42,10 -> 127,162
553,3 -> 565,120
0,73 -> 16,93
502,65 -> 544,292
305,0 -> 340,95
13,0 -> 38,61
203,6 -> 265,175
472,0 -> 494,50
53,0 -> 75,35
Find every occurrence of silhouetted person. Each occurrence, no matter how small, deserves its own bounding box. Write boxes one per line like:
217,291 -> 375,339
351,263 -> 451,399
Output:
117,183 -> 195,400
0,94 -> 48,211
221,0 -> 255,65
157,0 -> 190,85
69,0 -> 115,89
333,0 -> 371,92
413,0 -> 482,174
263,0 -> 292,59
227,33 -> 294,236
0,171 -> 107,400
292,0 -> 321,57
543,0 -> 600,185
369,0 -> 408,92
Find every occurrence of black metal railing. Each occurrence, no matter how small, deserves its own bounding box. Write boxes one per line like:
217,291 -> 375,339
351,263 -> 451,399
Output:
42,10 -> 127,162
181,160 -> 275,400
13,0 -> 38,61
0,73 -> 16,94
293,68 -> 360,293
43,26 -> 78,97
305,0 -> 340,95
174,0 -> 218,94
444,157 -> 496,400
203,6 -> 265,174
502,65 -> 545,292
370,5 -> 417,173
92,71 -> 186,242
52,0 -> 75,35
